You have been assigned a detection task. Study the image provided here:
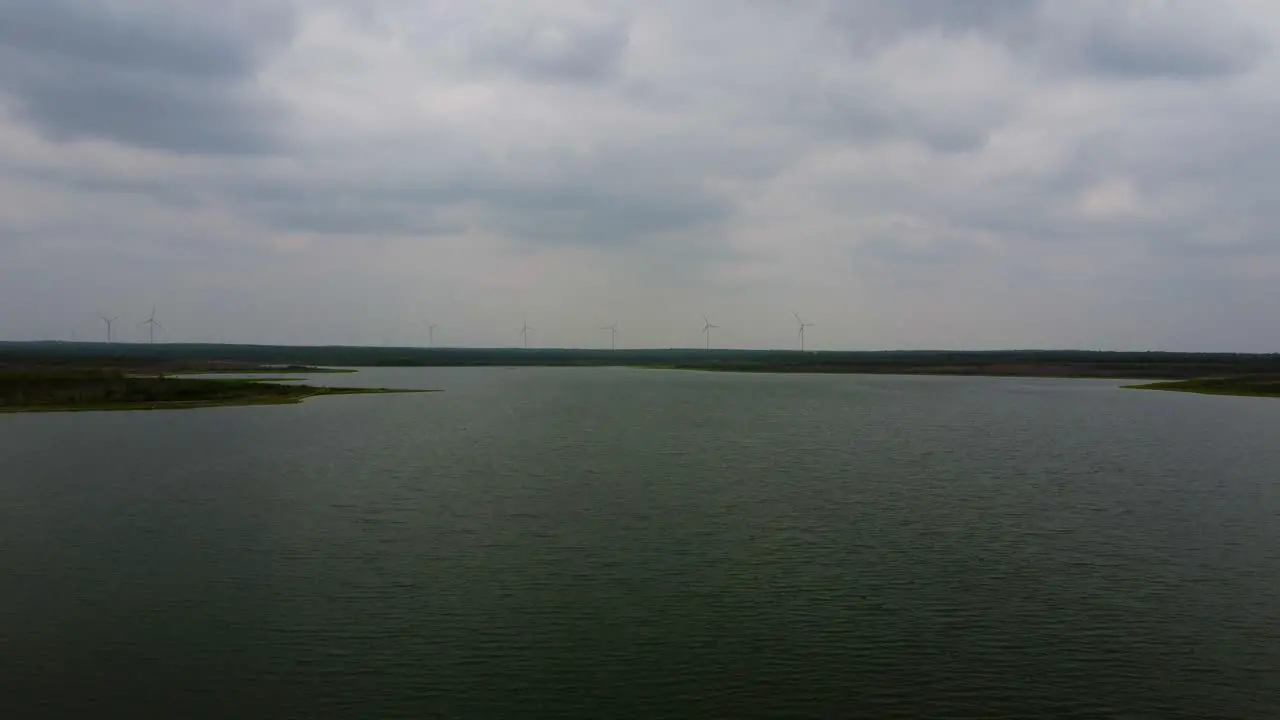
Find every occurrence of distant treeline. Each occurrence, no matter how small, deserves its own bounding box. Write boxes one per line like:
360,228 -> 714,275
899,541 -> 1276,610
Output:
3,341 -> 1280,379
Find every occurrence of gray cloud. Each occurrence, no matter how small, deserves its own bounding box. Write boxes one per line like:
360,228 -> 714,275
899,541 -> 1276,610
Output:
829,0 -> 1036,49
1082,26 -> 1260,79
231,169 -> 729,250
481,182 -> 726,244
829,0 -> 1268,80
473,12 -> 630,82
0,0 -> 294,154
3,1 -> 1280,350
1054,2 -> 1269,79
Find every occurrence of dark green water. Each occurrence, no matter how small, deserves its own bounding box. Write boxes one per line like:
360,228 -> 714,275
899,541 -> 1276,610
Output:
3,368 -> 1279,719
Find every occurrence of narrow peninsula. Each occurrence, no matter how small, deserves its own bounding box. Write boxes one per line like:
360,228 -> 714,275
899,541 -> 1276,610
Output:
0,370 -> 427,413
1125,376 -> 1280,399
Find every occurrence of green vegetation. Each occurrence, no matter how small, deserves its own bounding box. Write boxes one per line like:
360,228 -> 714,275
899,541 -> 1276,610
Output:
169,365 -> 357,375
1126,376 -> 1280,398
6,341 -> 1280,379
0,370 -> 427,413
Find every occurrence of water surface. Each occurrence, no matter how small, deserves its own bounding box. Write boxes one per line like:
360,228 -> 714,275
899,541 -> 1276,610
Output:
3,368 -> 1279,718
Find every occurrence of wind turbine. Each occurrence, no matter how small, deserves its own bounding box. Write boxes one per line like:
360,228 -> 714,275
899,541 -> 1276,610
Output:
427,322 -> 437,347
100,314 -> 120,344
702,314 -> 720,350
520,318 -> 533,349
143,305 -> 163,344
794,312 -> 815,352
602,322 -> 618,350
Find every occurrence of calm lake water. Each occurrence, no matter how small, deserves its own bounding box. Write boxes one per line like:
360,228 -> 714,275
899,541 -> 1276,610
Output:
3,368 -> 1279,719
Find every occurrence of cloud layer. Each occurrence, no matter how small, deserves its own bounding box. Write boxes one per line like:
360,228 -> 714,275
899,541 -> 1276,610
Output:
2,0 -> 1279,350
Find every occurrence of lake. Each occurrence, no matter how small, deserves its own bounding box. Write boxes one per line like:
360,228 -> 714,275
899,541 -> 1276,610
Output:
3,368 -> 1279,719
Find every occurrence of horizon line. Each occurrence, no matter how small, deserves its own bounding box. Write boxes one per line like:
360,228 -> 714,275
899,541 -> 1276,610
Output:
1,340 -> 1276,356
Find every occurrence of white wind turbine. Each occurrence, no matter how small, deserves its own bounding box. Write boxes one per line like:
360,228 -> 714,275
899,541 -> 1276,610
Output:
520,318 -> 533,349
100,314 -> 120,344
143,305 -> 163,344
702,314 -> 720,350
602,322 -> 618,350
427,322 -> 437,347
794,312 -> 815,352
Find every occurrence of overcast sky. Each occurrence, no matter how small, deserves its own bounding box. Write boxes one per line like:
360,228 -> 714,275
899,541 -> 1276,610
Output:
3,0 -> 1279,350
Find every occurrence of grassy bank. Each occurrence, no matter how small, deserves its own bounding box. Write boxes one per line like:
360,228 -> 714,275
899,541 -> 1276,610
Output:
660,363 -> 1136,378
1125,376 -> 1280,398
166,367 -> 358,375
0,370 -> 426,413
7,342 -> 1280,380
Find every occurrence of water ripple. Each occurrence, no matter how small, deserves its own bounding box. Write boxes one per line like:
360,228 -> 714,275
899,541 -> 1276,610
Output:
3,369 -> 1280,718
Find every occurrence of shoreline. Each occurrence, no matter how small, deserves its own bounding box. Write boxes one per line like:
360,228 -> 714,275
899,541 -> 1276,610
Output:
0,387 -> 430,414
1124,378 -> 1280,399
6,344 -> 1280,382
0,371 -> 432,414
157,366 -> 359,376
643,365 -> 1159,380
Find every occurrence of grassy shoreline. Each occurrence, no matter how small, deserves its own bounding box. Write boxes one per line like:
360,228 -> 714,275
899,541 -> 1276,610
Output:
166,365 -> 358,375
0,389 -> 428,413
1125,377 -> 1280,398
0,371 -> 429,414
649,363 -> 1171,381
0,387 -> 429,413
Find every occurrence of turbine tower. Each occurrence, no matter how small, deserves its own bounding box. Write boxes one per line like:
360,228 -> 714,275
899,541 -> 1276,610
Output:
100,314 -> 120,344
520,319 -> 533,349
143,305 -> 163,344
702,314 -> 720,350
427,323 -> 437,347
602,322 -> 618,350
794,312 -> 815,352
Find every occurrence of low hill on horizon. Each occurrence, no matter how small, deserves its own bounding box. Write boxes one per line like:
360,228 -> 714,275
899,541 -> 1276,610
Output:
3,341 -> 1279,379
